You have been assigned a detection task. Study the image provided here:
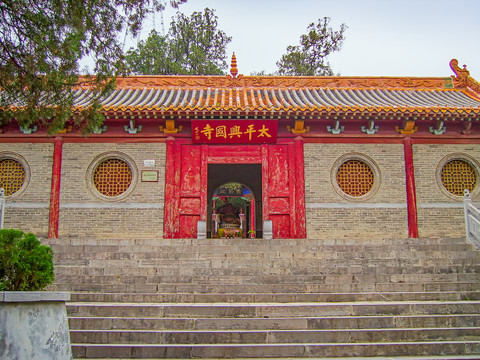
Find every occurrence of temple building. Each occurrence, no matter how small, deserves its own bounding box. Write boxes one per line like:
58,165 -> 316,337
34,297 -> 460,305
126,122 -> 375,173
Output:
1,57 -> 480,241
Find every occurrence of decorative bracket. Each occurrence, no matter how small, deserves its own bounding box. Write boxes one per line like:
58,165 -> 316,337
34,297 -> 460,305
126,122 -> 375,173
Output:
92,125 -> 107,134
361,120 -> 379,135
125,119 -> 142,134
429,120 -> 446,135
287,120 -> 310,134
19,125 -> 37,134
395,119 -> 417,134
159,119 -> 182,134
327,120 -> 344,135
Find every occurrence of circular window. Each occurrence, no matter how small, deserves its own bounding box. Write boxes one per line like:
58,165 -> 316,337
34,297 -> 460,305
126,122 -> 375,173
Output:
0,158 -> 26,196
93,158 -> 133,197
336,159 -> 375,197
440,159 -> 477,196
332,154 -> 381,201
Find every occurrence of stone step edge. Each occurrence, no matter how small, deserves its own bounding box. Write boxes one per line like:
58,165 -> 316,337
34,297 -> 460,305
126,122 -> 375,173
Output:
78,357 -> 480,360
71,340 -> 480,347
69,326 -> 480,334
68,313 -> 480,321
56,281 -> 480,287
69,290 -> 480,296
67,300 -> 480,307
56,281 -> 480,288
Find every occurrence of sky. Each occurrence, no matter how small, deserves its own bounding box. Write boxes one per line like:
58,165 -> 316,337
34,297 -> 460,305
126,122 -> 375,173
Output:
131,0 -> 480,80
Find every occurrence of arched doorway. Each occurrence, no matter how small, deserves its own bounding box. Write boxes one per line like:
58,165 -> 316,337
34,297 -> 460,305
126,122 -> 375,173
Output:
212,182 -> 256,238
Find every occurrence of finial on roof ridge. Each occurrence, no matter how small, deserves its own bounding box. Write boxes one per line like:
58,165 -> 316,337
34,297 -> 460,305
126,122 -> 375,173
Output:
230,52 -> 238,78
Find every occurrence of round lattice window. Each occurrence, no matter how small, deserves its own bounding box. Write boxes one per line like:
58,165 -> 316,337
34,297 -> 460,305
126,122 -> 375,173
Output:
336,159 -> 375,197
93,158 -> 133,197
441,159 -> 477,196
0,158 -> 26,196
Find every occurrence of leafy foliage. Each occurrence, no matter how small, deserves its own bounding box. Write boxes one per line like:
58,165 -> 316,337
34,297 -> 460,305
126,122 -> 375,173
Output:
124,31 -> 174,75
0,229 -> 55,291
277,17 -> 347,76
125,8 -> 231,75
0,0 -> 186,133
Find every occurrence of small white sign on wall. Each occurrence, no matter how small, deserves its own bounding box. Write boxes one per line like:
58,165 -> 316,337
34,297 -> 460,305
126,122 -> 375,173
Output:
144,160 -> 155,167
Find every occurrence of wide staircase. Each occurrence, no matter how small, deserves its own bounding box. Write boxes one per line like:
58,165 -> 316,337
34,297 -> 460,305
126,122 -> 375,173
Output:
47,236 -> 480,359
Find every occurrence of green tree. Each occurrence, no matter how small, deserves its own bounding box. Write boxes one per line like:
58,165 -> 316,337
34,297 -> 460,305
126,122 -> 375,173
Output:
125,8 -> 231,75
0,229 -> 55,291
276,17 -> 347,76
0,0 -> 186,133
125,31 -> 174,75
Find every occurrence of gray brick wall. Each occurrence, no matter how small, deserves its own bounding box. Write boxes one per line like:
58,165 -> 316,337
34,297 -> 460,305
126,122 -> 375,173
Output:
2,140 -> 477,240
413,144 -> 480,238
304,143 -> 408,239
58,143 -> 166,238
0,143 -> 53,235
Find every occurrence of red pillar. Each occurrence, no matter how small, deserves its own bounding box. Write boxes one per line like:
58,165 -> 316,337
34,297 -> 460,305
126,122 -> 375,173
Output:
294,136 -> 307,238
163,136 -> 178,238
403,137 -> 419,238
48,136 -> 63,239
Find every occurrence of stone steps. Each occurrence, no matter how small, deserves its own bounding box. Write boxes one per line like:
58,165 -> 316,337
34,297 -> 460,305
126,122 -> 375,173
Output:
67,301 -> 480,318
52,244 -> 471,260
72,341 -> 480,358
47,237 -> 469,246
70,327 -> 480,344
53,281 -> 480,294
69,291 -> 480,303
53,274 -> 480,291
49,236 -> 480,358
55,264 -> 480,274
68,313 -> 480,330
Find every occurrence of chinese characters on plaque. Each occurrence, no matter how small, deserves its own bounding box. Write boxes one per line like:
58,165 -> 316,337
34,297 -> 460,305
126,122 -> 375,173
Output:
192,120 -> 278,144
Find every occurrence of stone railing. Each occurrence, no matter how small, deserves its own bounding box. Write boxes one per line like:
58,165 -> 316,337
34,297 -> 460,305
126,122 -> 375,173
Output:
463,189 -> 480,249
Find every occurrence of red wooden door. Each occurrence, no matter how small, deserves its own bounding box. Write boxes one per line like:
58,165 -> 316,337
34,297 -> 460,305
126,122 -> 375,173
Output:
164,138 -> 306,238
164,139 -> 204,238
263,138 -> 306,238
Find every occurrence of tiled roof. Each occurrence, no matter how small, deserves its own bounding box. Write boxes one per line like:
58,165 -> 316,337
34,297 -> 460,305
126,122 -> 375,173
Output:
72,85 -> 480,115
71,59 -> 480,116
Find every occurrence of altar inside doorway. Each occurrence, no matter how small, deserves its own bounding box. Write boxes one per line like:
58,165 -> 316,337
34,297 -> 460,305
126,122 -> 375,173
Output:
212,182 -> 256,238
207,164 -> 263,239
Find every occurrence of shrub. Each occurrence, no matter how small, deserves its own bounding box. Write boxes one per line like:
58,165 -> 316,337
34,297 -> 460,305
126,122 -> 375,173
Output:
0,229 -> 55,291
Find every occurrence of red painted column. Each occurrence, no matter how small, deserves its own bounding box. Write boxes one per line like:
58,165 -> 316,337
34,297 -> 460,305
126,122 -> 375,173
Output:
403,137 -> 419,238
163,136 -> 177,238
48,136 -> 63,239
294,136 -> 307,238
200,144 -> 208,221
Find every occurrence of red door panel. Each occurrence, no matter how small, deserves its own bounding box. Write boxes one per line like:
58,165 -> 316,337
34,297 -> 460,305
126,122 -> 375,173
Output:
270,215 -> 291,238
179,215 -> 199,238
266,145 -> 292,238
164,139 -> 306,239
180,146 -> 202,195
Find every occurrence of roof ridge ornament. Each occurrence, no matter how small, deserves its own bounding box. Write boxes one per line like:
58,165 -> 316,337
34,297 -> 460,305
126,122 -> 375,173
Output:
230,52 -> 239,78
450,59 -> 469,87
450,59 -> 480,95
